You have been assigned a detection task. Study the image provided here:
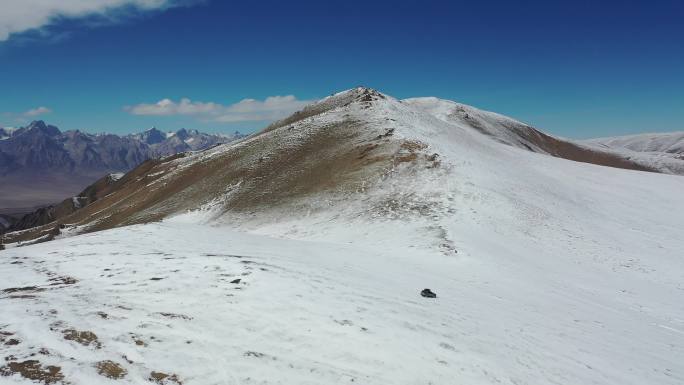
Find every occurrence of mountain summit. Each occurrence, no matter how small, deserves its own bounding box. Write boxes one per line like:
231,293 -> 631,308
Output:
135,127 -> 167,145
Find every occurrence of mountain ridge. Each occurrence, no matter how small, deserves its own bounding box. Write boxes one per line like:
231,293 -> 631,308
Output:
4,87 -> 683,245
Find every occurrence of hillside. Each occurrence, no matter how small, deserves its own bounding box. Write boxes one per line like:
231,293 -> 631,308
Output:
1,88 -> 683,385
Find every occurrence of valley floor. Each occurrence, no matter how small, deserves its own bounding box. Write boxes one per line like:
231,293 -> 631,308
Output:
1,219 -> 683,385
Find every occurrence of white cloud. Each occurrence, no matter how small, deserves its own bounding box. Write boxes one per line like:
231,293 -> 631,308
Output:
23,106 -> 52,117
126,95 -> 315,123
0,0 -> 193,41
127,98 -> 222,116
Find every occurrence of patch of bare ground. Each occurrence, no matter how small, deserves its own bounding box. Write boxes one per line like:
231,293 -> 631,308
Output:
95,360 -> 127,379
0,360 -> 64,384
149,371 -> 183,384
62,329 -> 101,348
48,276 -> 77,286
394,140 -> 440,168
2,286 -> 45,294
158,312 -> 193,320
2,285 -> 45,299
128,333 -> 148,346
0,330 -> 14,342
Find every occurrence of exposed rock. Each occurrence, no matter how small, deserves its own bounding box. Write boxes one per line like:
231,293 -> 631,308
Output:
421,288 -> 437,298
150,371 -> 183,384
62,329 -> 101,349
95,360 -> 127,379
0,360 -> 64,384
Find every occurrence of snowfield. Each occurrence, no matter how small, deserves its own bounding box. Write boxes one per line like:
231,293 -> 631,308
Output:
1,89 -> 684,385
2,207 -> 683,385
582,131 -> 684,175
586,131 -> 684,154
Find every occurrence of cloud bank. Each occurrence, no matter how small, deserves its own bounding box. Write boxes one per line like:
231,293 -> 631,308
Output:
0,0 -> 193,41
127,95 -> 314,123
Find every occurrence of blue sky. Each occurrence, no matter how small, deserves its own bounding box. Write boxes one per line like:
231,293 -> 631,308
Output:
0,0 -> 682,138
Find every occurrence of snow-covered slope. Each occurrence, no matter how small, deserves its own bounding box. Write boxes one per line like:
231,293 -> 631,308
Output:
403,96 -> 548,151
587,131 -> 684,154
1,88 -> 683,385
403,97 -> 684,174
581,132 -> 684,175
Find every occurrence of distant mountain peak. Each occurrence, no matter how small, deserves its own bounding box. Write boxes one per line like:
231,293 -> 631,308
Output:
174,128 -> 189,140
24,120 -> 62,137
28,120 -> 47,129
138,127 -> 166,145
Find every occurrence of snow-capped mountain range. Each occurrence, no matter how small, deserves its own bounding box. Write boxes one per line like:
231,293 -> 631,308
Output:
0,121 -> 245,210
0,121 -> 243,173
1,88 -> 682,385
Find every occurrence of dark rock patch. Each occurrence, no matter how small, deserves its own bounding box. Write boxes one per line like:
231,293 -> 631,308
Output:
95,360 -> 127,379
48,276 -> 77,286
0,331 -> 14,344
2,286 -> 45,294
421,288 -> 437,298
62,329 -> 101,349
0,360 -> 64,384
150,371 -> 183,384
158,312 -> 192,320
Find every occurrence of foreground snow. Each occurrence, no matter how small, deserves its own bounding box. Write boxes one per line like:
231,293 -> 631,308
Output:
1,212 -> 683,385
